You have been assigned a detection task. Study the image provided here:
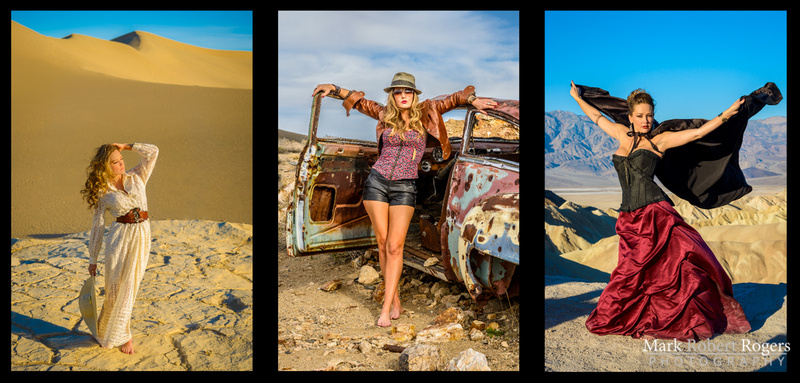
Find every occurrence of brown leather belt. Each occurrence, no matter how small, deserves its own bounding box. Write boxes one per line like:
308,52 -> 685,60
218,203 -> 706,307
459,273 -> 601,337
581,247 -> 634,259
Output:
116,208 -> 149,224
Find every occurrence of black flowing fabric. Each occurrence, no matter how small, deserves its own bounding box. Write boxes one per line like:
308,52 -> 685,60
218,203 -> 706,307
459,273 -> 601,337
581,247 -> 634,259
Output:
576,82 -> 782,209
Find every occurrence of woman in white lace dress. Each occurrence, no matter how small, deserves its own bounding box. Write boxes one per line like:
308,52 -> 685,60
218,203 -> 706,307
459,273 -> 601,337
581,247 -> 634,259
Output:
81,142 -> 158,354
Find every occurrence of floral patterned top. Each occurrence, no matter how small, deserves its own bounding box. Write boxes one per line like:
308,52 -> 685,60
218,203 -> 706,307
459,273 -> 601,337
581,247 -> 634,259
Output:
372,128 -> 426,180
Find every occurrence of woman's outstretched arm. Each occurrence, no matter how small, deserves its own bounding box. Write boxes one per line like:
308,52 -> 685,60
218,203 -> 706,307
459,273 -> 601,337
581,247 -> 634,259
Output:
656,97 -> 745,151
313,83 -> 381,119
570,81 -> 627,140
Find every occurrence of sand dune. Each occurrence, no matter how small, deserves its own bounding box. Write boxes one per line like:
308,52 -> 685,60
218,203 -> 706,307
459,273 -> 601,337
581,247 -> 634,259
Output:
12,21 -> 251,89
11,21 -> 252,238
672,189 -> 787,228
546,189 -> 787,285
544,201 -> 617,257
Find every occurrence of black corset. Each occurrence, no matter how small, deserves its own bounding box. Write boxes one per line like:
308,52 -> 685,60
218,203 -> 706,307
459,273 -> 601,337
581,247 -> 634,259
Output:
613,149 -> 673,212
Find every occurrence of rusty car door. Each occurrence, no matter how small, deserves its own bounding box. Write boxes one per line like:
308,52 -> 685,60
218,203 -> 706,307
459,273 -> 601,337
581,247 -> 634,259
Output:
286,93 -> 380,256
440,103 -> 520,303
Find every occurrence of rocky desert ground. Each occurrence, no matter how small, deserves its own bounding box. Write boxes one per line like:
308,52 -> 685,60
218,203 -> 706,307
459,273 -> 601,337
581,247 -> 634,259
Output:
277,134 -> 520,371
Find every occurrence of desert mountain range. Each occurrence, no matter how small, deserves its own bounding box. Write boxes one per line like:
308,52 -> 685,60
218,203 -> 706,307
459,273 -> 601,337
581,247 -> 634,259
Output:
11,21 -> 252,238
545,110 -> 786,188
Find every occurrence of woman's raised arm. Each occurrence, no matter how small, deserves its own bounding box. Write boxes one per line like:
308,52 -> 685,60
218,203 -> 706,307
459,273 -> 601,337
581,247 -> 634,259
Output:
570,81 -> 627,140
312,84 -> 350,99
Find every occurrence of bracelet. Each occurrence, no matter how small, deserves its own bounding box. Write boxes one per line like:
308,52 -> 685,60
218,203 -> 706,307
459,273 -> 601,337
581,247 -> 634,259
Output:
594,115 -> 604,125
467,95 -> 478,104
332,84 -> 341,96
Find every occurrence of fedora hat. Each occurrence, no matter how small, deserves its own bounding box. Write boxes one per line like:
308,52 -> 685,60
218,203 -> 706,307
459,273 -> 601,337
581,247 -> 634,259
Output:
383,72 -> 422,94
79,275 -> 99,338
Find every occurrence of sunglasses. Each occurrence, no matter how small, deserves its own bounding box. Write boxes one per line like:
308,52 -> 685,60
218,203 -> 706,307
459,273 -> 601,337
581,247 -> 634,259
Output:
392,88 -> 415,95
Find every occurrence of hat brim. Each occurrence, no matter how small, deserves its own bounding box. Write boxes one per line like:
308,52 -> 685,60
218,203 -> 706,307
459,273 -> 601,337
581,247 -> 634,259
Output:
384,78 -> 422,94
79,276 -> 98,337
384,86 -> 422,94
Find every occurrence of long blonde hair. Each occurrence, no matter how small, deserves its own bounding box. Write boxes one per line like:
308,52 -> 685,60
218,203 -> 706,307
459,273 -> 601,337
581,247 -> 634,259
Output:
80,144 -> 118,209
383,92 -> 426,141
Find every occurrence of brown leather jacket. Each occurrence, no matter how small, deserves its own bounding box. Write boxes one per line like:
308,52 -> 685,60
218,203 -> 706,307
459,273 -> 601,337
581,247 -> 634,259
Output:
341,85 -> 476,160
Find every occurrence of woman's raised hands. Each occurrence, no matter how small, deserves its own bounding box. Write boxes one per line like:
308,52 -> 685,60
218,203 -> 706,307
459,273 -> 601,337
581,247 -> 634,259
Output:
570,81 -> 582,100
312,84 -> 337,98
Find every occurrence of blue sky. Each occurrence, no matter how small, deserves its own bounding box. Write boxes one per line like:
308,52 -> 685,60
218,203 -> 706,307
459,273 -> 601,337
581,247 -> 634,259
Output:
278,11 -> 519,139
545,11 -> 786,120
11,10 -> 252,51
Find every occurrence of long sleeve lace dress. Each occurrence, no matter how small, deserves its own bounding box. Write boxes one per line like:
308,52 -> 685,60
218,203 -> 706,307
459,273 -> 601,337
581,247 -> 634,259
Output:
88,143 -> 158,348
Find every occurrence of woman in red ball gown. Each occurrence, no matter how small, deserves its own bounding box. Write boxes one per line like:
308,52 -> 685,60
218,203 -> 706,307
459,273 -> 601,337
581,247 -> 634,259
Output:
569,81 -> 754,341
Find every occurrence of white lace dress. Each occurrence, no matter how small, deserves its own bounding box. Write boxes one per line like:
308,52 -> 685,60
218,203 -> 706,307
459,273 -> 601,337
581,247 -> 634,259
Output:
88,143 -> 158,348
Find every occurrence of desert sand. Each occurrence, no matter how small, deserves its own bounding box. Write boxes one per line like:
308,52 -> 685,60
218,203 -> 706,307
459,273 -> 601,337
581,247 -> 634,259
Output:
11,20 -> 252,238
545,187 -> 787,371
11,220 -> 252,371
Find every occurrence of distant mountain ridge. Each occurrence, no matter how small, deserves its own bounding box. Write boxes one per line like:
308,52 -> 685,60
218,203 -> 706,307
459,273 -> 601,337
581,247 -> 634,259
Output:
545,110 -> 786,188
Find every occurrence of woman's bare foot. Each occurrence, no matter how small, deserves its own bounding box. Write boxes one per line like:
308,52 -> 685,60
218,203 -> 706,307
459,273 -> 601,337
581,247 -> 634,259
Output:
377,295 -> 403,326
120,338 -> 135,354
377,311 -> 392,327
390,294 -> 403,320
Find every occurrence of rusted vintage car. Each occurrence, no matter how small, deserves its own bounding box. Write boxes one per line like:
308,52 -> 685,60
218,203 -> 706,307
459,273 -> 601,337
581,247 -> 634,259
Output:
285,91 -> 519,305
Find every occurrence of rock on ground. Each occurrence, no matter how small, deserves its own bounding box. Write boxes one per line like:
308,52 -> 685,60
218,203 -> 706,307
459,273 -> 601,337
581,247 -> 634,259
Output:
446,348 -> 491,371
398,344 -> 440,371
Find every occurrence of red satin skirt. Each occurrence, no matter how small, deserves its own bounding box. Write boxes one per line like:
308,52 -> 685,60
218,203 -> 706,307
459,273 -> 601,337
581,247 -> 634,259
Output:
585,201 -> 751,341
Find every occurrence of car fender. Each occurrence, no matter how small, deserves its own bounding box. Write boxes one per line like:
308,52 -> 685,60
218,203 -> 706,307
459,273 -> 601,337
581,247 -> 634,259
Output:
457,193 -> 519,302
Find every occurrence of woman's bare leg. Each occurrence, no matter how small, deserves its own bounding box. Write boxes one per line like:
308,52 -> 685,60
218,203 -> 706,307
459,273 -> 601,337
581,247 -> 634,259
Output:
364,199 -> 389,272
364,200 -> 391,326
377,205 -> 415,326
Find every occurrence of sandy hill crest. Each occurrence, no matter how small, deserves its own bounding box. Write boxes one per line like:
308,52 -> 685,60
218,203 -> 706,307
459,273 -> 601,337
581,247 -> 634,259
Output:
544,189 -> 787,285
12,20 -> 251,89
111,31 -> 142,49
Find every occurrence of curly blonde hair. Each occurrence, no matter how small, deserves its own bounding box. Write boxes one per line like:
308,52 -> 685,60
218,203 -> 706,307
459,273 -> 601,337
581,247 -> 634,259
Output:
383,92 -> 426,141
80,144 -> 118,209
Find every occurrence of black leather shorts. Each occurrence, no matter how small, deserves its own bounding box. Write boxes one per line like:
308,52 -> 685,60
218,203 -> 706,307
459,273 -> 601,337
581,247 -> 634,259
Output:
363,168 -> 417,207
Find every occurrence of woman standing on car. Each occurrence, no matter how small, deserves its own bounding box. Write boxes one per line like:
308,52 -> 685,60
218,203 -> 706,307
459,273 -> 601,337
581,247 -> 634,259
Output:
313,72 -> 496,327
